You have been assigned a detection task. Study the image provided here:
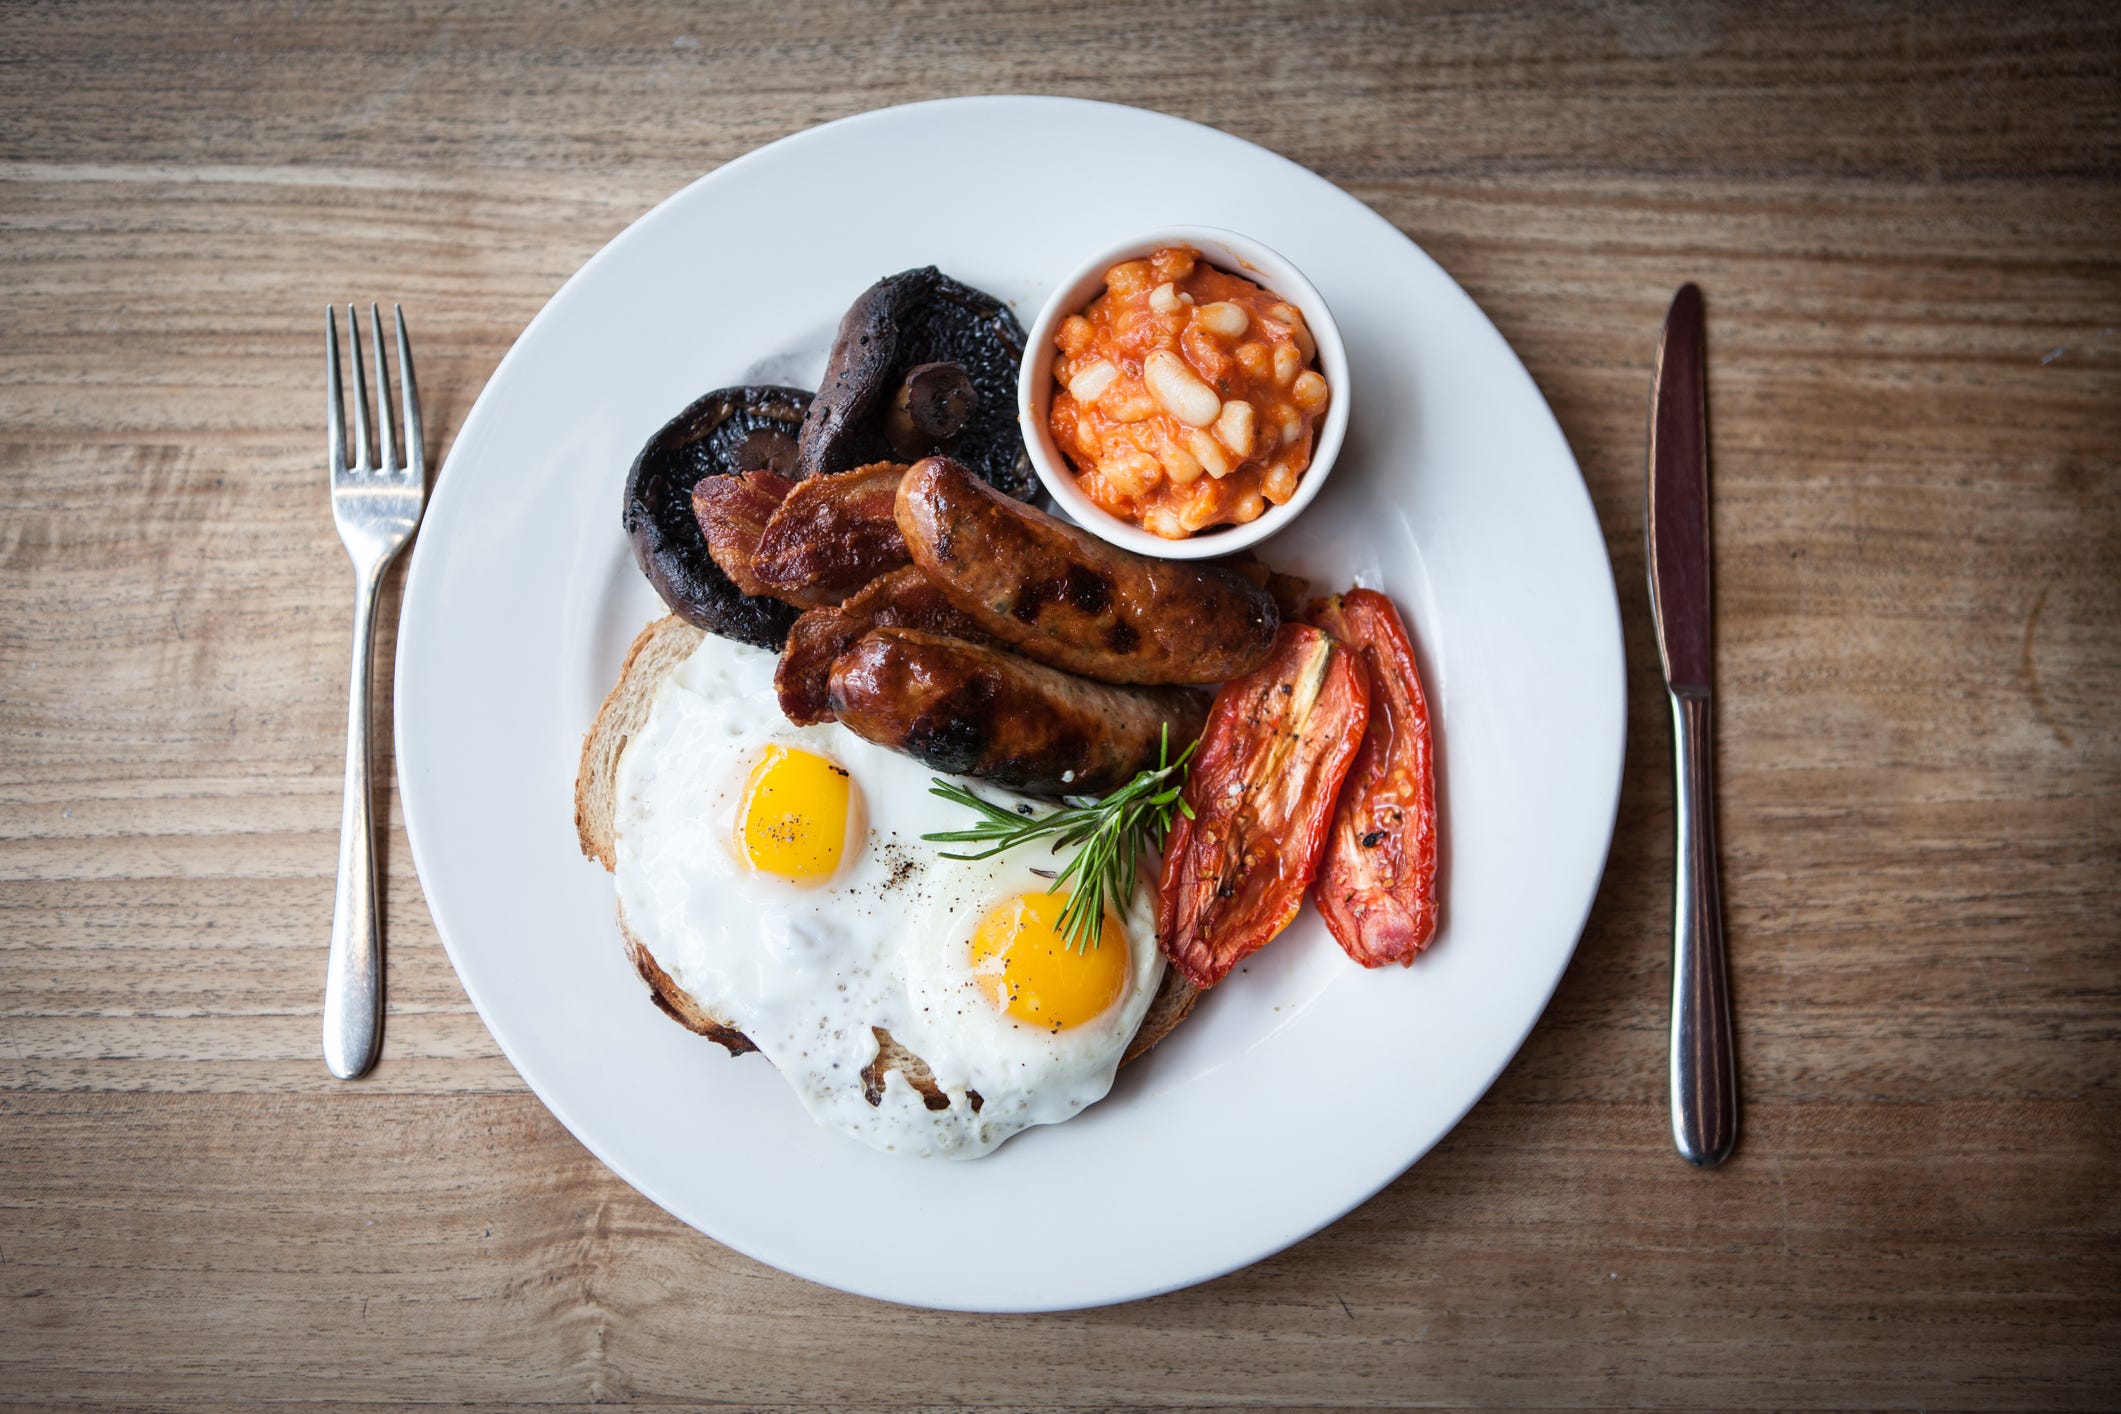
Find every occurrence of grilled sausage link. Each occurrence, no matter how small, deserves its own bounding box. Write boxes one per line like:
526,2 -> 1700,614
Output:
827,627 -> 1206,796
894,456 -> 1279,685
774,565 -> 993,726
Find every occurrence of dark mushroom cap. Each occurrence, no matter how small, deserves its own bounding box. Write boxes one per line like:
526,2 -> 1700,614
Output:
796,268 -> 1032,499
623,385 -> 810,649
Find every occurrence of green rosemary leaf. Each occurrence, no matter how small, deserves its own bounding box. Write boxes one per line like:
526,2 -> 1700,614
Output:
920,726 -> 1197,951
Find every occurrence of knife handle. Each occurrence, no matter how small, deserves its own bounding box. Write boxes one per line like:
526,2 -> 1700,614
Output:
1668,688 -> 1737,1166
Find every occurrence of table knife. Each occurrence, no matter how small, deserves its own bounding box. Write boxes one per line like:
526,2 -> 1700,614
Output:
1646,282 -> 1738,1167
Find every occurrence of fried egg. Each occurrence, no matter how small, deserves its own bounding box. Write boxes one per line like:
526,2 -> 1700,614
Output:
610,631 -> 1165,1159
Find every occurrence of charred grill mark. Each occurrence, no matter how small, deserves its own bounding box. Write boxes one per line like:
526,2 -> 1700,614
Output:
899,669 -> 998,776
903,717 -> 982,775
1063,563 -> 1112,613
987,715 -> 1094,786
1011,563 -> 1115,625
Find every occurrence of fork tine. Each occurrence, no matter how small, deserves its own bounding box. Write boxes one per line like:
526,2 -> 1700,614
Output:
368,303 -> 397,475
326,306 -> 347,476
347,303 -> 373,473
395,305 -> 424,486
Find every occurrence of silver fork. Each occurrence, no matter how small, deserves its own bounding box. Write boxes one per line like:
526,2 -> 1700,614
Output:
323,304 -> 426,1079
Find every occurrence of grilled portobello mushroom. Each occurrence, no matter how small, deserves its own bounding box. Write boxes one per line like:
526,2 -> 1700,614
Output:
623,385 -> 810,649
796,268 -> 1033,499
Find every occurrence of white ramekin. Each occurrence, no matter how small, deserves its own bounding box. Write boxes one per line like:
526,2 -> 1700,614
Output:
1017,225 -> 1349,561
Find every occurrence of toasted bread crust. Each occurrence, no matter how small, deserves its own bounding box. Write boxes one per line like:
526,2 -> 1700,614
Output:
575,615 -> 705,872
616,910 -> 757,1056
575,614 -> 1201,1104
1124,964 -> 1200,1067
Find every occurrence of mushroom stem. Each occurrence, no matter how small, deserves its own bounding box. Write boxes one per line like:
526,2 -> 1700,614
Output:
885,361 -> 978,458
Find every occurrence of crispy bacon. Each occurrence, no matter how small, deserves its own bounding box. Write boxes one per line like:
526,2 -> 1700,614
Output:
691,470 -> 819,603
774,565 -> 993,724
751,461 -> 913,602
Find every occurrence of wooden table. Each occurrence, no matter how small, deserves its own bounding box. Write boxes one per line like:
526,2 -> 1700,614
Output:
4,2 -> 2116,1406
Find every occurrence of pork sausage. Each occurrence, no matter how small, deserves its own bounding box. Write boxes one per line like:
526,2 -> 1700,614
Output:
827,626 -> 1206,796
774,565 -> 993,726
894,456 -> 1278,685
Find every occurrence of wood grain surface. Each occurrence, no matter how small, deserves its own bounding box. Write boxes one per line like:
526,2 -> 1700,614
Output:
3,1 -> 2117,1407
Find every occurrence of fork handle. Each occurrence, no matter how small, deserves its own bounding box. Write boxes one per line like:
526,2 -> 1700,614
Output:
1669,688 -> 1737,1166
324,565 -> 386,1079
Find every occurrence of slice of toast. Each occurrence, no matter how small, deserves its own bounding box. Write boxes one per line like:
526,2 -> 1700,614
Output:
574,615 -> 1201,1109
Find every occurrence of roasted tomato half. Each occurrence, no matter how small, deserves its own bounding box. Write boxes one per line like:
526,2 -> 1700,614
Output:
1306,589 -> 1439,966
1157,624 -> 1370,988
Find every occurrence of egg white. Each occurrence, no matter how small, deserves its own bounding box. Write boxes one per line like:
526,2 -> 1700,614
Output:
610,631 -> 1164,1159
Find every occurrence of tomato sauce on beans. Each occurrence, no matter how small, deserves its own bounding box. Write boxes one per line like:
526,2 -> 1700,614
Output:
1049,246 -> 1330,540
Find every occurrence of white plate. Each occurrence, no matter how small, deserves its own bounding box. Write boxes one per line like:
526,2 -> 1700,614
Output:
396,96 -> 1625,1313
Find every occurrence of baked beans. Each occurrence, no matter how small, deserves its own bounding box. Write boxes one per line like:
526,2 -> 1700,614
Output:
1049,246 -> 1328,539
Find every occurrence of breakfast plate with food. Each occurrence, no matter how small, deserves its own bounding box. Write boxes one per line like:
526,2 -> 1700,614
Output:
395,96 -> 1624,1311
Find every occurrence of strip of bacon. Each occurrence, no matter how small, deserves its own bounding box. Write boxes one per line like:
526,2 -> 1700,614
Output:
691,469 -> 807,601
750,461 -> 912,603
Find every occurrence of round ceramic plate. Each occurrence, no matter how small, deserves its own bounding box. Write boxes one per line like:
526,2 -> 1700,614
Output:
396,97 -> 1624,1312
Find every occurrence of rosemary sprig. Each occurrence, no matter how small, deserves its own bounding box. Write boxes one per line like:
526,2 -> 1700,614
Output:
922,727 -> 1197,951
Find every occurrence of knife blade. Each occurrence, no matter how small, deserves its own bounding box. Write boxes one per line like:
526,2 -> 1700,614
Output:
1648,284 -> 1713,694
1646,282 -> 1738,1167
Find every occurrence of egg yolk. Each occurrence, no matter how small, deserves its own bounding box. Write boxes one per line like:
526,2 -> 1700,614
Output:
968,891 -> 1128,1030
736,745 -> 855,886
